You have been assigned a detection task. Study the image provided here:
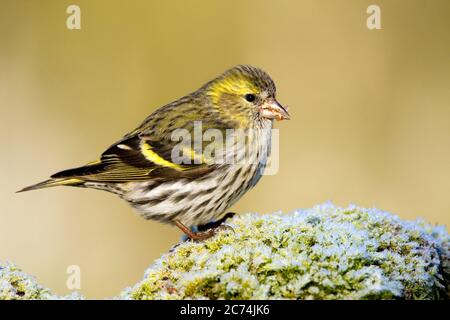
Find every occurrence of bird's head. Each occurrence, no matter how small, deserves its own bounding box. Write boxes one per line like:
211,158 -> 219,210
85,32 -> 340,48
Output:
203,65 -> 290,127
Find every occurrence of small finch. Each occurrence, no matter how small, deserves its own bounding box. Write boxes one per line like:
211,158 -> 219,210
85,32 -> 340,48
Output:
19,65 -> 290,240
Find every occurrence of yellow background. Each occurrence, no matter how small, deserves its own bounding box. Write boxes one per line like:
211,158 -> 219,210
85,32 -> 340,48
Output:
1,0 -> 449,298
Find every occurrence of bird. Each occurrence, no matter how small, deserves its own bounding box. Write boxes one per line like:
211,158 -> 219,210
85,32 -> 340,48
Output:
18,65 -> 290,240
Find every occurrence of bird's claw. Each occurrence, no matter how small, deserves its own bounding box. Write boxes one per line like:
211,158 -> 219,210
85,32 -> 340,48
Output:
175,214 -> 236,242
216,224 -> 235,233
188,224 -> 234,241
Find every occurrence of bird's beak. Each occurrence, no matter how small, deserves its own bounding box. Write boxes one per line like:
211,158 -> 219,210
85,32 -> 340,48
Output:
259,99 -> 291,121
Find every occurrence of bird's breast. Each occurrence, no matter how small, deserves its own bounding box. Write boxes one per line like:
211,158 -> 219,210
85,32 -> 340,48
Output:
123,125 -> 273,226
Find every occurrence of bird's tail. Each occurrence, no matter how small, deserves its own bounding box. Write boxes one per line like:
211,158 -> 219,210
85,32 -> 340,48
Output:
16,178 -> 84,193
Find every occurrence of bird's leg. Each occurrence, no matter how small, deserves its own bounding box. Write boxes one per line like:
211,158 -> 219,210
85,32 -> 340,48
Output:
174,215 -> 235,241
174,220 -> 216,241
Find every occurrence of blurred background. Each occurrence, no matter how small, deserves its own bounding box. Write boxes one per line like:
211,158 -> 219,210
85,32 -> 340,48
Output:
1,0 -> 449,299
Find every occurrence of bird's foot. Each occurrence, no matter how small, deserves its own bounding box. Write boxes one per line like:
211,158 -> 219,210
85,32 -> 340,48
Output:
174,219 -> 234,241
196,212 -> 236,232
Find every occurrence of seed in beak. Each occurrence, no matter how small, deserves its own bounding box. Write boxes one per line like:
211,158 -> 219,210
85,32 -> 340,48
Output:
260,100 -> 291,121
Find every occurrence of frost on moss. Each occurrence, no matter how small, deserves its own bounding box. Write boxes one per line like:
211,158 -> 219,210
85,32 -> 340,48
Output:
0,262 -> 83,300
1,204 -> 449,300
121,204 -> 449,300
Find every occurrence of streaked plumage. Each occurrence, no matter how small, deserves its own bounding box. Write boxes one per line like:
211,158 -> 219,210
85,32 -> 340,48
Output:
19,65 -> 290,240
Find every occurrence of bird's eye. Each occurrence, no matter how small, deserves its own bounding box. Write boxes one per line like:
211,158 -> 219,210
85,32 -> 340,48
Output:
245,94 -> 256,103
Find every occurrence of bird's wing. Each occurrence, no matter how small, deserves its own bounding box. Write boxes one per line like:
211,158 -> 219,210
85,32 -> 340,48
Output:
51,134 -> 218,182
51,102 -> 230,183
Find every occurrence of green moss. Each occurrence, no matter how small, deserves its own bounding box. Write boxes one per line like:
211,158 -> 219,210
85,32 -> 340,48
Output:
121,204 -> 449,300
0,262 -> 83,300
2,204 -> 449,300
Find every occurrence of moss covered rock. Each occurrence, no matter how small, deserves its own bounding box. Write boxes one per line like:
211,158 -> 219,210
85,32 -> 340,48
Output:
2,204 -> 449,300
121,204 -> 449,300
0,262 -> 83,300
